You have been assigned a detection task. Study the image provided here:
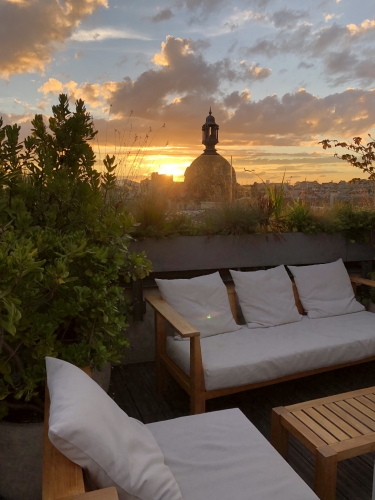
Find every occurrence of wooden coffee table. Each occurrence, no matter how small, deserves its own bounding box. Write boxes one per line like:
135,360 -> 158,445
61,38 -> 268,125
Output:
271,386 -> 375,500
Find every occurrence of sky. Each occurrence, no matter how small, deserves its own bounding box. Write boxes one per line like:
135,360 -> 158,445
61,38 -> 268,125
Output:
1,0 -> 375,184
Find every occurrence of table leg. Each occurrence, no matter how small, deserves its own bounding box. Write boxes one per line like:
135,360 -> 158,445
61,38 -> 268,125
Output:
271,407 -> 289,459
315,446 -> 338,500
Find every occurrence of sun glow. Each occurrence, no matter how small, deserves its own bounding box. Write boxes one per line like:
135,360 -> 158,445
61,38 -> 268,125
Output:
156,161 -> 191,181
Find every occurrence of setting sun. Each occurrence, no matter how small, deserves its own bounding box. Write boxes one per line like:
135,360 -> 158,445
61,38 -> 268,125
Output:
156,161 -> 191,181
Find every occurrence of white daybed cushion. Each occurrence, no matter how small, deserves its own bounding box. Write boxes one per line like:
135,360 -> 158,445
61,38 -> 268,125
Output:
46,357 -> 183,500
166,311 -> 375,391
155,272 -> 240,338
147,409 -> 319,500
230,266 -> 302,328
288,259 -> 365,318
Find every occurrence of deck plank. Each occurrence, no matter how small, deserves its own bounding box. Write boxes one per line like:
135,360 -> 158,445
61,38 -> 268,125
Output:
111,360 -> 375,500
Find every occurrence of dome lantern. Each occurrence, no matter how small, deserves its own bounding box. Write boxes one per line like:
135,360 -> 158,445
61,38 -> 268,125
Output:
201,107 -> 219,155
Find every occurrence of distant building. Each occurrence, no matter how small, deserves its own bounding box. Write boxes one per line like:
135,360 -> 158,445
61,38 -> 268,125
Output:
140,172 -> 174,193
184,109 -> 237,202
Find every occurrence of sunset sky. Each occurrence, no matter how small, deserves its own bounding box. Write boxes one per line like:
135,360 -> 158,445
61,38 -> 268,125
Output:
1,0 -> 375,183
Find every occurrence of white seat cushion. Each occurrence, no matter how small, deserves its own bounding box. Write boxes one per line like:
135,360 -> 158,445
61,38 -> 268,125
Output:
230,266 -> 302,328
147,409 -> 319,500
46,357 -> 183,500
166,311 -> 375,391
288,259 -> 365,318
156,272 -> 240,338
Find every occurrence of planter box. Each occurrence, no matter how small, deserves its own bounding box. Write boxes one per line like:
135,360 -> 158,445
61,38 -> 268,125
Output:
129,233 -> 374,273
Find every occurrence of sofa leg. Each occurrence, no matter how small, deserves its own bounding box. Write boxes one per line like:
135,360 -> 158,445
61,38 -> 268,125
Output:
190,394 -> 206,415
156,358 -> 168,392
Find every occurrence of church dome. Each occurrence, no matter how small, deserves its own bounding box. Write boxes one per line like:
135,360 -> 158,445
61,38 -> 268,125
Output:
184,153 -> 236,202
184,107 -> 236,203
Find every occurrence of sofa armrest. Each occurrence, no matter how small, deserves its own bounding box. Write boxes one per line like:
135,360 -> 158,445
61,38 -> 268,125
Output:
60,488 -> 119,500
43,367 -> 95,500
146,296 -> 200,339
43,389 -> 86,500
350,276 -> 375,288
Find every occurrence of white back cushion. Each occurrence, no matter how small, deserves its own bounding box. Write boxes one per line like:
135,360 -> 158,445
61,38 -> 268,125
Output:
46,357 -> 183,500
230,266 -> 302,328
155,272 -> 240,338
288,259 -> 365,319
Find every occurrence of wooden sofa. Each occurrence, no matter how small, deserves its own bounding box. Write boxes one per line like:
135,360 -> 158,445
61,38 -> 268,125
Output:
43,369 -> 320,500
146,275 -> 375,415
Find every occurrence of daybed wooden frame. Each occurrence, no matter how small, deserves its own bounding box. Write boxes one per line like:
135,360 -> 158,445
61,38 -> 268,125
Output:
42,367 -> 119,500
146,275 -> 375,415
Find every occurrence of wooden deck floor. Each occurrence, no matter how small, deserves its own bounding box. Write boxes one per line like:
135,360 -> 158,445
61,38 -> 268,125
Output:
110,360 -> 375,500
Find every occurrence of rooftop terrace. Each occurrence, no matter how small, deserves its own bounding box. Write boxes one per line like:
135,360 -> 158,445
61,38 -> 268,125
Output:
110,360 -> 375,500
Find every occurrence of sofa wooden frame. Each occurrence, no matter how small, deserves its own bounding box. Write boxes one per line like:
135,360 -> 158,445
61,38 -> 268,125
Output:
146,275 -> 375,415
42,367 -> 119,500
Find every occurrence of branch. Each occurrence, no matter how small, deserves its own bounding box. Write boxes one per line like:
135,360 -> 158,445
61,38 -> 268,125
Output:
2,340 -> 24,372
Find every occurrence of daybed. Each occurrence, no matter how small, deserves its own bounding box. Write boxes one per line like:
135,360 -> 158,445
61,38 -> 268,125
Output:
147,262 -> 375,414
43,357 -> 319,500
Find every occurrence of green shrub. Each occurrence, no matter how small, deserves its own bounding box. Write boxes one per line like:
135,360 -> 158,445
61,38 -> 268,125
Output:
204,201 -> 259,235
332,204 -> 375,243
0,95 -> 151,419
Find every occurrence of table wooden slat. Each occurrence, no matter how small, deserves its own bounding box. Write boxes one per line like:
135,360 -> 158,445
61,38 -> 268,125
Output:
304,407 -> 350,441
286,386 -> 375,411
292,410 -> 338,444
324,402 -> 372,436
363,392 -> 375,404
315,405 -> 361,438
348,398 -> 375,421
335,401 -> 375,431
356,395 -> 375,413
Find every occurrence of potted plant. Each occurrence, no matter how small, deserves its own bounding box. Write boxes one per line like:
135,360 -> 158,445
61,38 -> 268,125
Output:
0,95 -> 151,499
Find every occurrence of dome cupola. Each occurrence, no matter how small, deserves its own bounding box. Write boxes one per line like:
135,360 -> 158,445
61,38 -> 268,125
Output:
201,107 -> 219,155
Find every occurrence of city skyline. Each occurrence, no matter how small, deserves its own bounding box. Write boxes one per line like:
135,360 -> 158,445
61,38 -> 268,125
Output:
1,0 -> 375,183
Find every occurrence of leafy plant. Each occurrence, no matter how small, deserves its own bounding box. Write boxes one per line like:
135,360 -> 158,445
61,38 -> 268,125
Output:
204,201 -> 259,235
131,190 -> 170,238
332,204 -> 375,243
285,201 -> 318,233
320,136 -> 375,180
0,95 -> 151,420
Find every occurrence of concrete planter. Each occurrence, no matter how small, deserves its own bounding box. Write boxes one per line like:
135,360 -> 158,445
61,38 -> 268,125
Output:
0,421 -> 43,500
129,233 -> 374,272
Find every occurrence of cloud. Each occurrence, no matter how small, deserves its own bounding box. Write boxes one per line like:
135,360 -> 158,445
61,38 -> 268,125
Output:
298,61 -> 314,69
270,9 -> 307,29
33,37 -> 375,150
39,78 -> 65,94
70,27 -> 150,42
224,88 -> 375,143
0,0 -> 107,79
106,36 -> 271,121
151,8 -> 173,22
244,20 -> 375,86
224,10 -> 266,31
176,0 -> 227,23
38,78 -> 120,109
180,0 -> 226,11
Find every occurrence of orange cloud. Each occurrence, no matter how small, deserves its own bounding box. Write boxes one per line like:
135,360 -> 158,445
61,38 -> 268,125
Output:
0,0 -> 107,79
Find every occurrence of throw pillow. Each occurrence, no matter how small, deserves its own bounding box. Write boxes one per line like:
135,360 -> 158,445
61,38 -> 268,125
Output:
46,357 -> 183,500
230,266 -> 303,328
288,259 -> 365,319
155,272 -> 241,338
